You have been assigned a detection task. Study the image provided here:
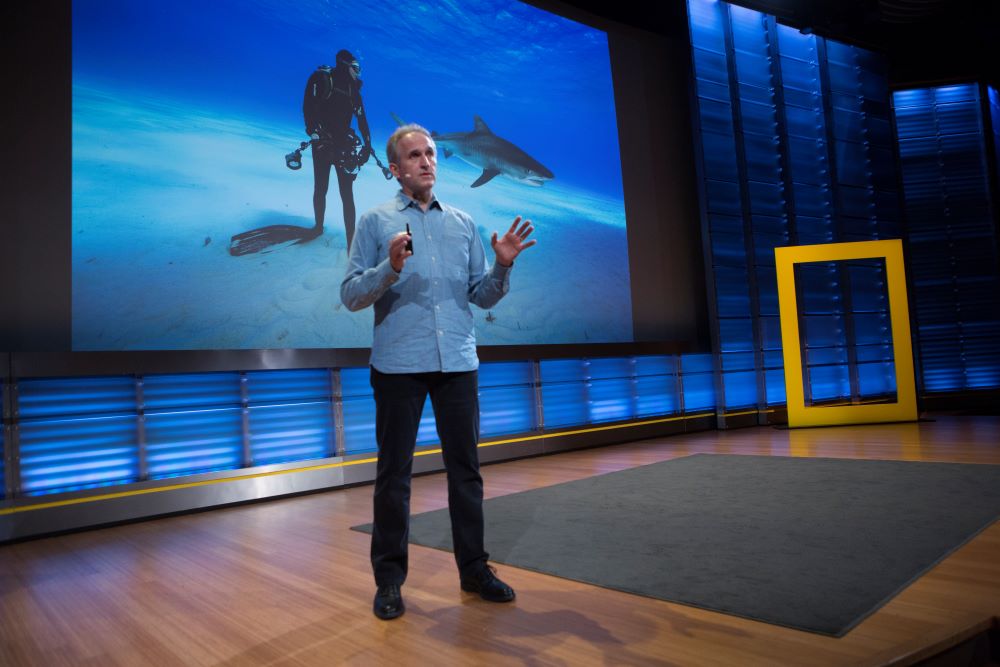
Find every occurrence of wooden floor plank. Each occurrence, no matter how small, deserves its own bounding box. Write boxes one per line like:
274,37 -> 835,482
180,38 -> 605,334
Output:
2,415 -> 999,666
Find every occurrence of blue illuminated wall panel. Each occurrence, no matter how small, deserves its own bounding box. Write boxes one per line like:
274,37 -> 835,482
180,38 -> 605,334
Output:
143,372 -> 243,479
145,408 -> 243,479
588,357 -> 636,423
3,353 -> 722,503
18,376 -> 136,419
893,84 -> 1000,392
246,369 -> 333,466
1,382 -> 6,500
415,405 -> 439,447
634,356 -> 679,418
247,369 -> 331,404
142,372 -> 240,410
540,359 -> 589,429
19,415 -> 139,496
540,357 -> 636,427
479,361 -> 535,438
248,403 -> 332,466
17,376 -> 139,496
341,367 -> 439,449
340,367 -> 377,455
681,353 -> 717,412
688,0 -> 901,411
793,257 -> 895,405
990,87 -> 1000,178
539,356 -> 696,430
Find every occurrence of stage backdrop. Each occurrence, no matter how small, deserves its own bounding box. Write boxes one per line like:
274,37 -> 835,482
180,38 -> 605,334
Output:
71,0 -> 631,350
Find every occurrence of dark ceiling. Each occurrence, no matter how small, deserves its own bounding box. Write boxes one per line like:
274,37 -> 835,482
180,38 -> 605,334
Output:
558,0 -> 998,87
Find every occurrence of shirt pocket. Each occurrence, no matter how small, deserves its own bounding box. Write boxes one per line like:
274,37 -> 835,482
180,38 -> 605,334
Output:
377,224 -> 401,258
441,222 -> 472,283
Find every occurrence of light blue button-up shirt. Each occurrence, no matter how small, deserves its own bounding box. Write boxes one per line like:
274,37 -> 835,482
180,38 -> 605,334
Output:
341,191 -> 511,373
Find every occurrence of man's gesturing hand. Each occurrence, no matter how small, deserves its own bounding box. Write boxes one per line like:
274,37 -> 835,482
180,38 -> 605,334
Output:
491,216 -> 536,267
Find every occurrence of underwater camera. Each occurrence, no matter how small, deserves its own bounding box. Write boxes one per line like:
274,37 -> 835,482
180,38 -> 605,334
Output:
283,134 -> 392,179
285,141 -> 311,170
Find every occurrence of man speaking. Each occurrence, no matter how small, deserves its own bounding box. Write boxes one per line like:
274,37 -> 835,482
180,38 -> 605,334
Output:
341,123 -> 536,620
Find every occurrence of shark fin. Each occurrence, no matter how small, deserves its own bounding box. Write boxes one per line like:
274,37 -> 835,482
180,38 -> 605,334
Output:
390,112 -> 406,126
471,168 -> 500,188
472,115 -> 492,134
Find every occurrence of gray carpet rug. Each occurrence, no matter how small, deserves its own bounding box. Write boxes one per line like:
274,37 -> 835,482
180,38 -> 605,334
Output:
352,454 -> 1000,636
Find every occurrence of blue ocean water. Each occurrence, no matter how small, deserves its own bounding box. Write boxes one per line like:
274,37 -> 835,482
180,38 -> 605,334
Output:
71,0 -> 633,350
73,0 -> 624,197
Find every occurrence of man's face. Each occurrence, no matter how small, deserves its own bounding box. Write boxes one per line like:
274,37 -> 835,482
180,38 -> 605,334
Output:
390,132 -> 437,197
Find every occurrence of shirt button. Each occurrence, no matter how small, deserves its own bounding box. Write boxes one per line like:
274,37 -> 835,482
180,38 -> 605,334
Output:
431,256 -> 436,262
427,235 -> 432,240
437,330 -> 443,336
435,305 -> 440,310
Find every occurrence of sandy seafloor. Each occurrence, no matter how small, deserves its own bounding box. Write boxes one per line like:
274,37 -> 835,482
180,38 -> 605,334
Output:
72,88 -> 633,350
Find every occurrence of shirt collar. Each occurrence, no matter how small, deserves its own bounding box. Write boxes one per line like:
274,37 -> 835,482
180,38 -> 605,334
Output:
395,189 -> 442,211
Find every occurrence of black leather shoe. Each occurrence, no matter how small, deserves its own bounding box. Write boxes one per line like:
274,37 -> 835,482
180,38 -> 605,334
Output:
460,564 -> 515,602
373,584 -> 405,620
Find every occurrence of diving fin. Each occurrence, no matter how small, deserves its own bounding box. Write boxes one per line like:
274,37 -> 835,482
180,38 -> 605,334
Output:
229,225 -> 321,256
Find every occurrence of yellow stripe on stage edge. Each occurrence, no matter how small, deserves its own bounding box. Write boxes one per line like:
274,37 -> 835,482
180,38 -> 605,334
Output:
0,412 -> 717,515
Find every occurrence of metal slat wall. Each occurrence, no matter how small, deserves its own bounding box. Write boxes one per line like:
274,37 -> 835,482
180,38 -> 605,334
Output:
142,372 -> 243,480
339,376 -> 446,449
688,0 -> 761,413
340,367 -> 378,455
635,356 -> 681,418
687,0 -> 902,413
539,357 -> 684,427
991,87 -> 1000,178
17,376 -> 139,496
245,369 -> 334,466
893,84 -> 1000,393
1,358 -> 8,500
479,362 -> 535,437
676,354 -> 710,413
1,355 -> 716,500
0,385 -> 4,500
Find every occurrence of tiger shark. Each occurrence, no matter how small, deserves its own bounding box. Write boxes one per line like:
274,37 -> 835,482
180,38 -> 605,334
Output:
392,113 -> 554,188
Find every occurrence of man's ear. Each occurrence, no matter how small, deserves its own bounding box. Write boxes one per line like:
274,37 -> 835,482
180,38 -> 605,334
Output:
388,162 -> 401,179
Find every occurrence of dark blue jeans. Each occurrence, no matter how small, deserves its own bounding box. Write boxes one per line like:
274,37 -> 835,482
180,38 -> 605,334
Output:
369,368 -> 488,586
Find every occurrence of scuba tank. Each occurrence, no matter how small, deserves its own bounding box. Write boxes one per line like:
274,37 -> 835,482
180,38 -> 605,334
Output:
287,62 -> 392,177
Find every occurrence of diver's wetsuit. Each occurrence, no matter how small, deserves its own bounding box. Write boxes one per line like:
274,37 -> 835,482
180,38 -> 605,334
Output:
304,61 -> 372,251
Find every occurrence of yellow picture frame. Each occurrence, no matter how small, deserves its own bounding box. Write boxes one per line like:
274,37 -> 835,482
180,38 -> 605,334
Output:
775,239 -> 917,428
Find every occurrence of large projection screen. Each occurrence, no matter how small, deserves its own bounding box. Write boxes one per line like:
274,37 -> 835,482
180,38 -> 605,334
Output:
71,0 -> 632,351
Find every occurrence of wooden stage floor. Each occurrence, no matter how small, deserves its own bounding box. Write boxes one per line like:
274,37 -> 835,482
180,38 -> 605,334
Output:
2,416 -> 999,666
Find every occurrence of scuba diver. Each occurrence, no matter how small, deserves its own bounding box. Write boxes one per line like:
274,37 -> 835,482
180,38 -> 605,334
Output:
229,50 -> 375,256
304,48 -> 373,251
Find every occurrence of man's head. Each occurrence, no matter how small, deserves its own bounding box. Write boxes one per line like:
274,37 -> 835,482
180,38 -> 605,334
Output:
387,125 -> 437,198
336,49 -> 361,80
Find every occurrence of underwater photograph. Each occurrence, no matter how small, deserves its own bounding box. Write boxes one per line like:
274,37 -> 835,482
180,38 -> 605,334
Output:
72,0 -> 632,350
